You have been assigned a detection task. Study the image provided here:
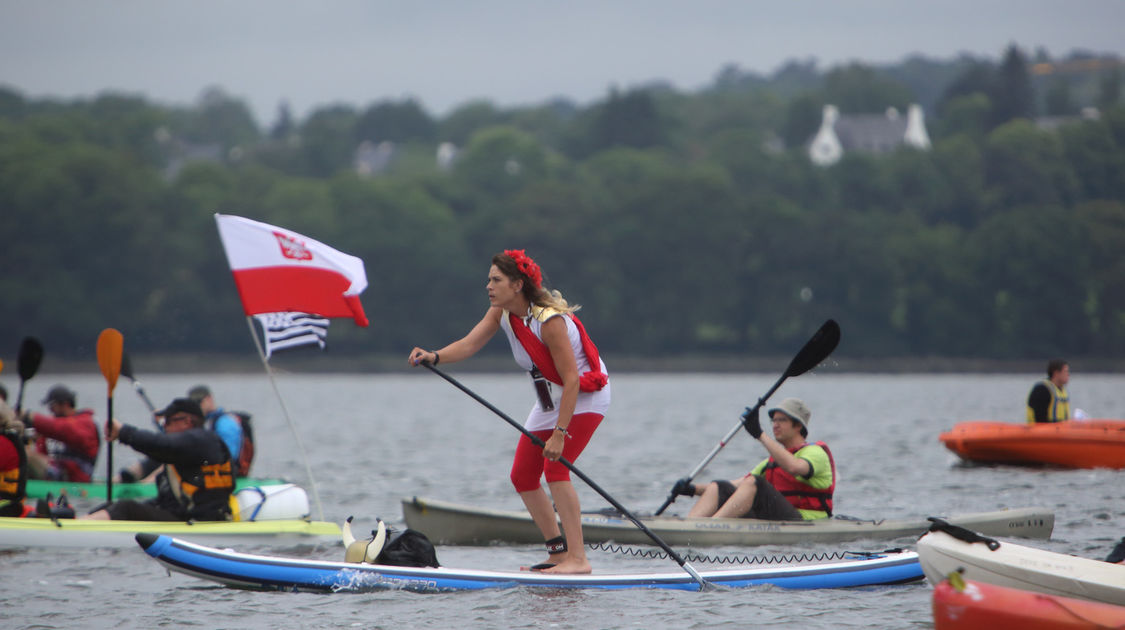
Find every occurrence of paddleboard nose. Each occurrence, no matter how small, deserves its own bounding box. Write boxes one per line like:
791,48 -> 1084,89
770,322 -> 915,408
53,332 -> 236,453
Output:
135,533 -> 159,550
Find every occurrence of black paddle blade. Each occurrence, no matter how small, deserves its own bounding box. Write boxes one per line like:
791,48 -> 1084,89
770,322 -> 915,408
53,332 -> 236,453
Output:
784,319 -> 840,378
17,336 -> 44,381
120,352 -> 135,380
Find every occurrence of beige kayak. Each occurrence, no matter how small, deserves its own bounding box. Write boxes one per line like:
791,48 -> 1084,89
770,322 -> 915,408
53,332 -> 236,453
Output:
918,527 -> 1125,606
402,496 -> 1054,547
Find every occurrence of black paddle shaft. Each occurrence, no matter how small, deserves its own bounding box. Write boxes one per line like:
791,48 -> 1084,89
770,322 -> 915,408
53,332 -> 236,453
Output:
105,394 -> 114,503
422,362 -> 708,588
121,353 -> 159,417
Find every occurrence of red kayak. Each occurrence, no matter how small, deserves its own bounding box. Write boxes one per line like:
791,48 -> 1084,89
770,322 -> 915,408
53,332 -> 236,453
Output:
933,574 -> 1125,629
939,419 -> 1125,469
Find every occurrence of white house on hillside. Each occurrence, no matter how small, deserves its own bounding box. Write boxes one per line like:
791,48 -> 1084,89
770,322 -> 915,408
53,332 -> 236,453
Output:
808,104 -> 931,166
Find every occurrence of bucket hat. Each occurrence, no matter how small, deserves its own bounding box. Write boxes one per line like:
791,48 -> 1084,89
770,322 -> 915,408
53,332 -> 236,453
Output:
768,397 -> 811,428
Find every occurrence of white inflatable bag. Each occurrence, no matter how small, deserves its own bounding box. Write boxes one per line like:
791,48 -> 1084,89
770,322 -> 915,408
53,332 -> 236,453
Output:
235,483 -> 310,521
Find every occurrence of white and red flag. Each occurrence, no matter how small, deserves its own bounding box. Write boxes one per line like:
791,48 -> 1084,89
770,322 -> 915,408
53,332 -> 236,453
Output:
215,214 -> 369,327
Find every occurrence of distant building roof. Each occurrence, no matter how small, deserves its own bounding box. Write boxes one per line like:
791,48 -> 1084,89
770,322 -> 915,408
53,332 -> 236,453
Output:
354,140 -> 395,176
156,127 -> 226,180
808,104 -> 931,166
1033,107 -> 1101,132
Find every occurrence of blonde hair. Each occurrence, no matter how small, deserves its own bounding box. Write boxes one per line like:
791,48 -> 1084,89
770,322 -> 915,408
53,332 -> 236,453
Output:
534,287 -> 580,315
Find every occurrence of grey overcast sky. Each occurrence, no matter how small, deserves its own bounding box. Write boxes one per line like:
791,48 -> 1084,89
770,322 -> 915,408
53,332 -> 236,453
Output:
2,1 -> 1123,126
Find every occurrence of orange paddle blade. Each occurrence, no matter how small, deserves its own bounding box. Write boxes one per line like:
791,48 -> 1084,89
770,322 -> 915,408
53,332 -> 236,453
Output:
96,328 -> 124,394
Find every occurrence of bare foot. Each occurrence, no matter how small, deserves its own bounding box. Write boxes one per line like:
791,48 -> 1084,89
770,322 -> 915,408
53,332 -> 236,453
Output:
520,552 -> 566,571
537,557 -> 591,574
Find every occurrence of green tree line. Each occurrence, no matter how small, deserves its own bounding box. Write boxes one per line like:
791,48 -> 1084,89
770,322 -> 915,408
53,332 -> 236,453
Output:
2,45 -> 1123,363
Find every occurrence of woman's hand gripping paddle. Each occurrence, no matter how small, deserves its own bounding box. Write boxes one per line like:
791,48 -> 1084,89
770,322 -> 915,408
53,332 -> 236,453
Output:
654,319 -> 841,516
422,361 -> 711,590
96,329 -> 124,504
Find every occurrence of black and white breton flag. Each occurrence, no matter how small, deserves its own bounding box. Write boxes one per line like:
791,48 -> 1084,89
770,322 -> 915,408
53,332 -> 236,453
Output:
253,312 -> 330,359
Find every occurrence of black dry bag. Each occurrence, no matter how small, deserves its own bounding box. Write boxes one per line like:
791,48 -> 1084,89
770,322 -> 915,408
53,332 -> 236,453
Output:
375,528 -> 440,568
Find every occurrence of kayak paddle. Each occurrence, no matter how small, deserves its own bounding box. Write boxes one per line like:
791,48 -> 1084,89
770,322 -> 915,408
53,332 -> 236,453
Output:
96,329 -> 124,504
422,361 -> 710,590
654,318 -> 841,516
120,352 -> 159,425
15,336 -> 45,414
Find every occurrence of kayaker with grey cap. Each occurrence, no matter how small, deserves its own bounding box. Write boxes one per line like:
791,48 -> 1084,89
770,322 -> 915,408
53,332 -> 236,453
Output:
675,397 -> 836,520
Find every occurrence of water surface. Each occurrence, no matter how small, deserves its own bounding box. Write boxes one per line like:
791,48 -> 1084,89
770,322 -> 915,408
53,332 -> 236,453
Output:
4,371 -> 1122,629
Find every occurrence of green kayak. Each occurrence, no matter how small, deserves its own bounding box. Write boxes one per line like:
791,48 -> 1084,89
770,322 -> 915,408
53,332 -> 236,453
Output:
26,477 -> 290,501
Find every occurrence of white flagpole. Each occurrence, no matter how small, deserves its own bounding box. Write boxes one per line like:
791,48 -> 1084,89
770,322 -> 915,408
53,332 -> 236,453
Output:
246,316 -> 326,522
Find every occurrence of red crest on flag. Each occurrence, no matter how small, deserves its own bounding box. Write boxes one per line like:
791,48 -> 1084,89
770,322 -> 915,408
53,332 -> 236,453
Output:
273,231 -> 313,261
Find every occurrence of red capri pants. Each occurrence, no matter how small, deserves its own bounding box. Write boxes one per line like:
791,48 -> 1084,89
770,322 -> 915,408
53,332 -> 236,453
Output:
510,412 -> 603,492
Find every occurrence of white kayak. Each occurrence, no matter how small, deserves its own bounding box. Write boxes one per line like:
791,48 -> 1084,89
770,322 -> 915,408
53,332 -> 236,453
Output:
0,516 -> 342,549
917,521 -> 1125,606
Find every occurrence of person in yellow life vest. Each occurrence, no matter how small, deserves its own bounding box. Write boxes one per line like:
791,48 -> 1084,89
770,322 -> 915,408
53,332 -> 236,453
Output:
675,397 -> 835,521
83,398 -> 233,522
1027,359 -> 1070,423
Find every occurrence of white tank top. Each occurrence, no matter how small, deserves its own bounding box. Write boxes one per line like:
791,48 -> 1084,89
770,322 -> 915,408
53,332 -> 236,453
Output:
499,310 -> 611,431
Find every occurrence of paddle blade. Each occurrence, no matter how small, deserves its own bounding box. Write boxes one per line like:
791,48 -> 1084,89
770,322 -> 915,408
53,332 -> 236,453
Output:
17,336 -> 44,381
120,352 -> 135,380
96,329 -> 124,393
784,319 -> 840,378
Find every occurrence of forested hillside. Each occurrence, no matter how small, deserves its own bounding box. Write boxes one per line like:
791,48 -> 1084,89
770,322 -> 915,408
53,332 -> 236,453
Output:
3,44 -> 1123,364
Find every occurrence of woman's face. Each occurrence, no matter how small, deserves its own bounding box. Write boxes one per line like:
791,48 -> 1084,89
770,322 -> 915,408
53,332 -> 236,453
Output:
487,264 -> 522,308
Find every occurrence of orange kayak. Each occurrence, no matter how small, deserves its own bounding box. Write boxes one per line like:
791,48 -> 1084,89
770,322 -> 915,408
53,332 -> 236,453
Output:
933,575 -> 1125,630
939,419 -> 1125,469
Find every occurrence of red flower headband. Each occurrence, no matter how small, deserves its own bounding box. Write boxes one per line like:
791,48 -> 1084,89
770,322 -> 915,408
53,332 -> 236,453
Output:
504,249 -> 543,289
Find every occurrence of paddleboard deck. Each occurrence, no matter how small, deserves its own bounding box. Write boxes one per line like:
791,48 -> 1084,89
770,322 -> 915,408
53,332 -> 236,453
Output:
136,533 -> 923,592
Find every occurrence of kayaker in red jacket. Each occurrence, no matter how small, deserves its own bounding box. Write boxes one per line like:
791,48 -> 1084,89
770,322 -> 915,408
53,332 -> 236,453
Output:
25,385 -> 100,482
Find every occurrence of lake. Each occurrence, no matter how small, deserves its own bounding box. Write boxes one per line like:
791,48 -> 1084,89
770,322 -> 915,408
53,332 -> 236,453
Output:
3,370 -> 1123,629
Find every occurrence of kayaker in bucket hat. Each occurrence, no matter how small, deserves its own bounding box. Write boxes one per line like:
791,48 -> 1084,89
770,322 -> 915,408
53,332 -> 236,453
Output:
673,397 -> 836,521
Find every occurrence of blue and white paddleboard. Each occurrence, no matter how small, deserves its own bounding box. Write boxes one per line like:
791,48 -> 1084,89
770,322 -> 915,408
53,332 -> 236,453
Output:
136,533 -> 922,592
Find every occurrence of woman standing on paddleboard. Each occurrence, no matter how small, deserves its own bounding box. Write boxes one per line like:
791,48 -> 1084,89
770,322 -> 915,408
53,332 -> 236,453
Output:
408,250 -> 610,574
